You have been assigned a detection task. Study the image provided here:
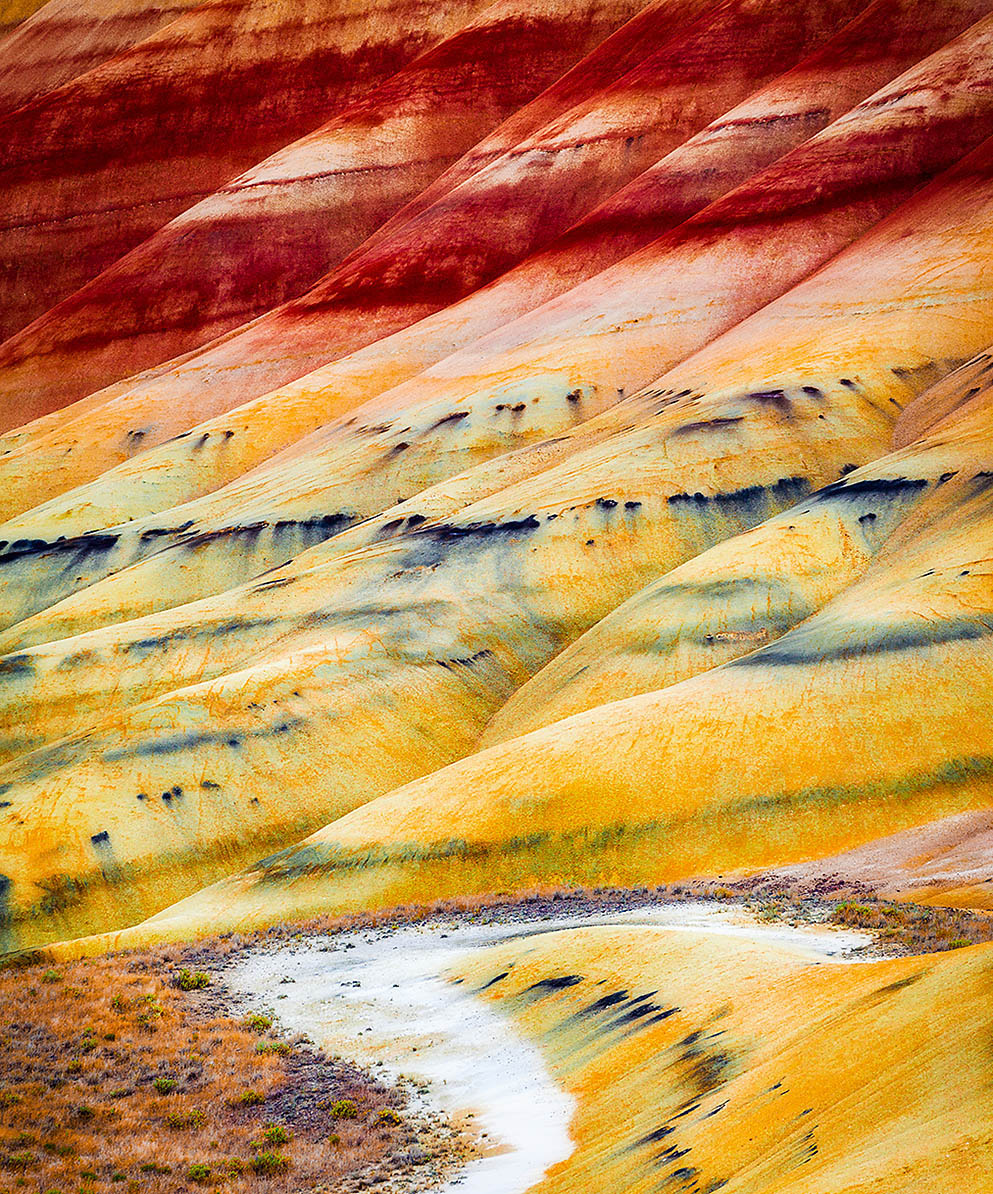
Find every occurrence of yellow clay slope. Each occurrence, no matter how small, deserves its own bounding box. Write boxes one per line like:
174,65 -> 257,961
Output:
484,394 -> 993,742
455,927 -> 993,1194
4,132 -> 993,950
111,432 -> 993,942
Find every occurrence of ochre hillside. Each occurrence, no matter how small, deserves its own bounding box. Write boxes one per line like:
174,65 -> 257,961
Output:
0,0 -> 991,972
457,926 -> 993,1193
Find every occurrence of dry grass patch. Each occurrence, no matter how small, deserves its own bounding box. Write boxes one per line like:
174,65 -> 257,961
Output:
826,897 -> 992,951
712,879 -> 993,954
0,952 -> 403,1193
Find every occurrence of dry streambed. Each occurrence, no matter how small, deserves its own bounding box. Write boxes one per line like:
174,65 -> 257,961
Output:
227,900 -> 874,1194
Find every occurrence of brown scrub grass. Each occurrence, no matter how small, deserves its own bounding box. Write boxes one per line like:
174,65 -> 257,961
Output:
699,878 -> 993,953
0,951 -> 403,1194
824,896 -> 990,950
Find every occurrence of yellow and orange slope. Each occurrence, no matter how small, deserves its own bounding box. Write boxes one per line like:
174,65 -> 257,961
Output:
0,0 -> 991,964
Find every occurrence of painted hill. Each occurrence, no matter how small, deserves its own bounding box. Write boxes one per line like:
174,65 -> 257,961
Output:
454,927 -> 993,1193
0,0 -> 206,114
70,371 -> 993,950
0,0 -> 493,340
0,0 -> 992,968
6,9 -> 993,633
4,0 -> 983,527
0,0 -> 861,440
0,0 -> 649,415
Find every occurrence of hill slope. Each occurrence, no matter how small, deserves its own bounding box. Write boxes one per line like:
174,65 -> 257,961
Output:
0,0 -> 992,961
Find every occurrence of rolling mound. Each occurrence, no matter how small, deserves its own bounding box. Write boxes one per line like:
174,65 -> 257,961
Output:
0,0 -> 649,417
455,926 -> 993,1193
0,0 -> 499,344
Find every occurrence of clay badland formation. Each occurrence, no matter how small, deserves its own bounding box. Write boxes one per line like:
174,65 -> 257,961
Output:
1,0 -> 993,1188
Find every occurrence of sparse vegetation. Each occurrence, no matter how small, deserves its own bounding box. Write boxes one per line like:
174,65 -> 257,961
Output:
249,1150 -> 290,1176
636,878 -> 992,955
327,1099 -> 358,1120
256,1125 -> 290,1147
828,897 -> 993,953
254,1041 -> 291,1057
0,950 -> 412,1193
173,970 -> 211,991
166,1109 -> 206,1130
0,1150 -> 35,1171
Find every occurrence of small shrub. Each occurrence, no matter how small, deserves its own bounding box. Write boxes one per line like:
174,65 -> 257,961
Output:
41,970 -> 61,984
947,938 -> 971,950
136,995 -> 163,1031
66,1059 -> 83,1074
76,1105 -> 95,1121
139,1163 -> 171,1175
152,1078 -> 178,1095
0,1091 -> 22,1108
0,1152 -> 36,1171
232,1090 -> 264,1107
186,1162 -> 212,1183
174,969 -> 211,991
250,1151 -> 290,1176
254,1041 -> 290,1056
327,1099 -> 357,1120
833,902 -> 874,926
376,1108 -> 402,1126
244,1014 -> 273,1034
327,1133 -> 341,1146
167,1109 -> 206,1130
257,1124 -> 290,1146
